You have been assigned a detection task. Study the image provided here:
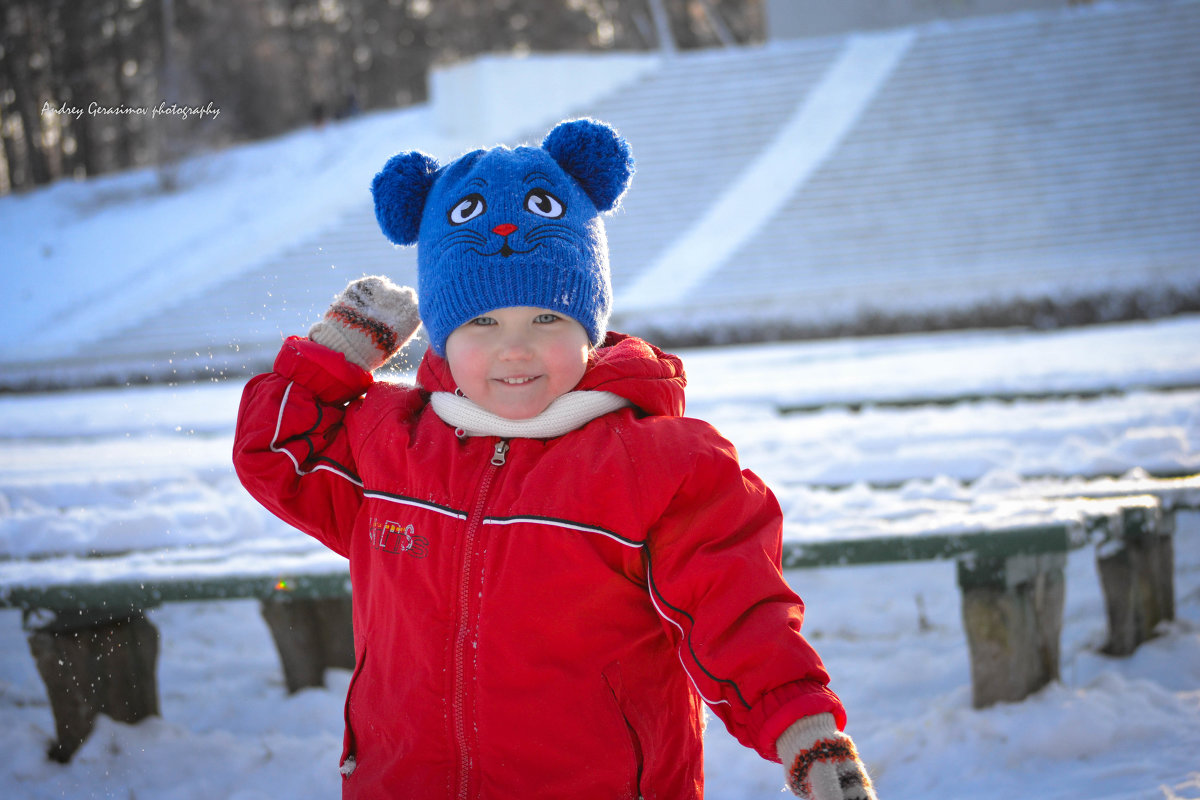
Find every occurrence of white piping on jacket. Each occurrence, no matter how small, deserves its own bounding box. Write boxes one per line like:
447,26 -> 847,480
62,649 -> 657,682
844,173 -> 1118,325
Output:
364,491 -> 468,521
482,515 -> 637,549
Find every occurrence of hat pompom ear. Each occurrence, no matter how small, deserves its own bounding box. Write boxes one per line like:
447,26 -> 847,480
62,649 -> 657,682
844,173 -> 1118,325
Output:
372,151 -> 440,245
542,118 -> 634,213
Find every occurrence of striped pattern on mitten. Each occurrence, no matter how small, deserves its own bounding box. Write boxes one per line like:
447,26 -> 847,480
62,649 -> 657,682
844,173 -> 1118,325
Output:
778,714 -> 877,800
308,276 -> 421,371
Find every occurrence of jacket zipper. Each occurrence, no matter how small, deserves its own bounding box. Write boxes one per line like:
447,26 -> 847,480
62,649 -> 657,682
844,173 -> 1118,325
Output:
453,439 -> 508,799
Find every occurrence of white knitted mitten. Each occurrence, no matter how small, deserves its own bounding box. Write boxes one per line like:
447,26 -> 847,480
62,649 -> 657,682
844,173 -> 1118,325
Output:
778,714 -> 877,800
308,276 -> 421,371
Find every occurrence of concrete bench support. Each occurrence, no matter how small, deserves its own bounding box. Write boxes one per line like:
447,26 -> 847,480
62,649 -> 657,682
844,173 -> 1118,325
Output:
20,595 -> 355,763
958,552 -> 1066,708
25,611 -> 160,762
260,595 -> 355,693
1097,504 -> 1175,655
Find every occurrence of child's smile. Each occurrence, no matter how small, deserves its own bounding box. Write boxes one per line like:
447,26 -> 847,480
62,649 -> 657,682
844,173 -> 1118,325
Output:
445,306 -> 591,420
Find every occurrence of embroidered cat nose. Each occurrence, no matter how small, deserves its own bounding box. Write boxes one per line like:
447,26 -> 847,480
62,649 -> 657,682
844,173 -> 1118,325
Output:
492,223 -> 518,237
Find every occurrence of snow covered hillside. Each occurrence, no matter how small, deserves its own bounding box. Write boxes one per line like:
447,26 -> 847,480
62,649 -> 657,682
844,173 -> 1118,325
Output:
3,0 -> 1198,390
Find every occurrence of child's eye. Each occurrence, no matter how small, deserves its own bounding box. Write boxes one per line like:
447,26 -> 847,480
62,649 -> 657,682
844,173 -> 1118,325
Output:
525,189 -> 565,219
533,313 -> 560,324
468,316 -> 496,326
448,193 -> 487,225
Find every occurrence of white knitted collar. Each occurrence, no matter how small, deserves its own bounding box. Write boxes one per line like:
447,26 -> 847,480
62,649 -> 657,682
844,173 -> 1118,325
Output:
429,390 -> 630,439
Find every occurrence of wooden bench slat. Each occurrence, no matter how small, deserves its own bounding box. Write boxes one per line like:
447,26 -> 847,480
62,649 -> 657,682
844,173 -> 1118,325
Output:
0,538 -> 349,617
782,522 -> 1074,570
4,570 -> 352,620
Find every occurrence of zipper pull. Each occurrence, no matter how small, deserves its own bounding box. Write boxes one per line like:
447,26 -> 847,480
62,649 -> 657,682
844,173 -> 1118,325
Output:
491,440 -> 510,466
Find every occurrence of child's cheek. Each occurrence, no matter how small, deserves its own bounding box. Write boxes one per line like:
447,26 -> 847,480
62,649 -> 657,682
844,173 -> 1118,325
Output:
445,339 -> 487,396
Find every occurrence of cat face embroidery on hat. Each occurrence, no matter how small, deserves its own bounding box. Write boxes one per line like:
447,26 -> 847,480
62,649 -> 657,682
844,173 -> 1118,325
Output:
371,118 -> 635,355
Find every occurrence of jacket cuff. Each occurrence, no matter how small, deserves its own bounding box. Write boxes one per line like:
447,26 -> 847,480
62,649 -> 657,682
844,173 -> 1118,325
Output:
750,680 -> 847,762
273,336 -> 374,404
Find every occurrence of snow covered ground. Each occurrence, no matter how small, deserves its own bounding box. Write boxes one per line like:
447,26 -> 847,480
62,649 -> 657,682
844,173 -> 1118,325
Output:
2,315 -> 1199,799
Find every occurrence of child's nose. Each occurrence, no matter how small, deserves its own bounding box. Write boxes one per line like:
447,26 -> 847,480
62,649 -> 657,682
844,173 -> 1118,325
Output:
492,223 -> 517,237
497,332 -> 533,359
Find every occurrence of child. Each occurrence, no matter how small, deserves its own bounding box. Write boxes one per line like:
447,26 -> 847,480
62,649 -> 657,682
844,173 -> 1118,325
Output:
234,118 -> 876,799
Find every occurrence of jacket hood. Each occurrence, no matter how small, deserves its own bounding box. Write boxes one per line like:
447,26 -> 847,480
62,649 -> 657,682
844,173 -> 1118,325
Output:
415,332 -> 686,418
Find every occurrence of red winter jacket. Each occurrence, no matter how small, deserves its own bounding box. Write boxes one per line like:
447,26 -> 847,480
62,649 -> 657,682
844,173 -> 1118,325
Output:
233,333 -> 845,799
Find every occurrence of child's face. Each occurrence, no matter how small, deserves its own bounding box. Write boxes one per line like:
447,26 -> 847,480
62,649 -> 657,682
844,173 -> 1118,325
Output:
444,307 -> 590,420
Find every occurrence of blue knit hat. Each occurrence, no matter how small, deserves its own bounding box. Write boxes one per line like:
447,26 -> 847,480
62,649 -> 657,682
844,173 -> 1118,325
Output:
371,118 -> 635,355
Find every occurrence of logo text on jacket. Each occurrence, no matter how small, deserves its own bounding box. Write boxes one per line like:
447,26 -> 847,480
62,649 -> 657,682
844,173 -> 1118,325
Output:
369,518 -> 430,559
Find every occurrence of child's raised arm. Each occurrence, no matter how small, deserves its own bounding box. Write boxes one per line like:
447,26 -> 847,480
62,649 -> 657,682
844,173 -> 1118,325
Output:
233,276 -> 421,555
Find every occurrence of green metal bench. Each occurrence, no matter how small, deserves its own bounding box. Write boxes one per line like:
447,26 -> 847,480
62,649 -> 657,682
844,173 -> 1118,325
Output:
782,486 -> 1188,708
2,479 -> 1191,762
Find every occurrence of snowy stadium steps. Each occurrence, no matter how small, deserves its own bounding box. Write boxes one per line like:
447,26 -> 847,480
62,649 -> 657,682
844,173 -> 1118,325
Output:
2,475 -> 1196,761
20,0 -> 1198,390
601,0 -> 1200,339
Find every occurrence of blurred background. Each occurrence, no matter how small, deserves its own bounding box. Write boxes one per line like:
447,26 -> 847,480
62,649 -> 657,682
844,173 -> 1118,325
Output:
0,0 -> 767,193
2,0 -> 1198,389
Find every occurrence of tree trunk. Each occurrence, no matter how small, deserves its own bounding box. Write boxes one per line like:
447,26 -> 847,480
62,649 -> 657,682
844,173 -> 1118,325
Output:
646,0 -> 677,54
1,3 -> 53,186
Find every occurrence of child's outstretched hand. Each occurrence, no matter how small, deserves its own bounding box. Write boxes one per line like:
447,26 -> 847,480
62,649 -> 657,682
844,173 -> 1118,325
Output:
778,714 -> 877,800
308,275 -> 421,371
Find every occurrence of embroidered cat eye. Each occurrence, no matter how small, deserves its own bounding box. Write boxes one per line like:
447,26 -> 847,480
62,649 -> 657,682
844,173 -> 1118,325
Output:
525,188 -> 565,219
448,193 -> 487,225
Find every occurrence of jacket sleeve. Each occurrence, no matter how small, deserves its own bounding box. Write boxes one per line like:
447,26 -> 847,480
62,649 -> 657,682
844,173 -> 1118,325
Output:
233,336 -> 375,557
640,421 -> 846,763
